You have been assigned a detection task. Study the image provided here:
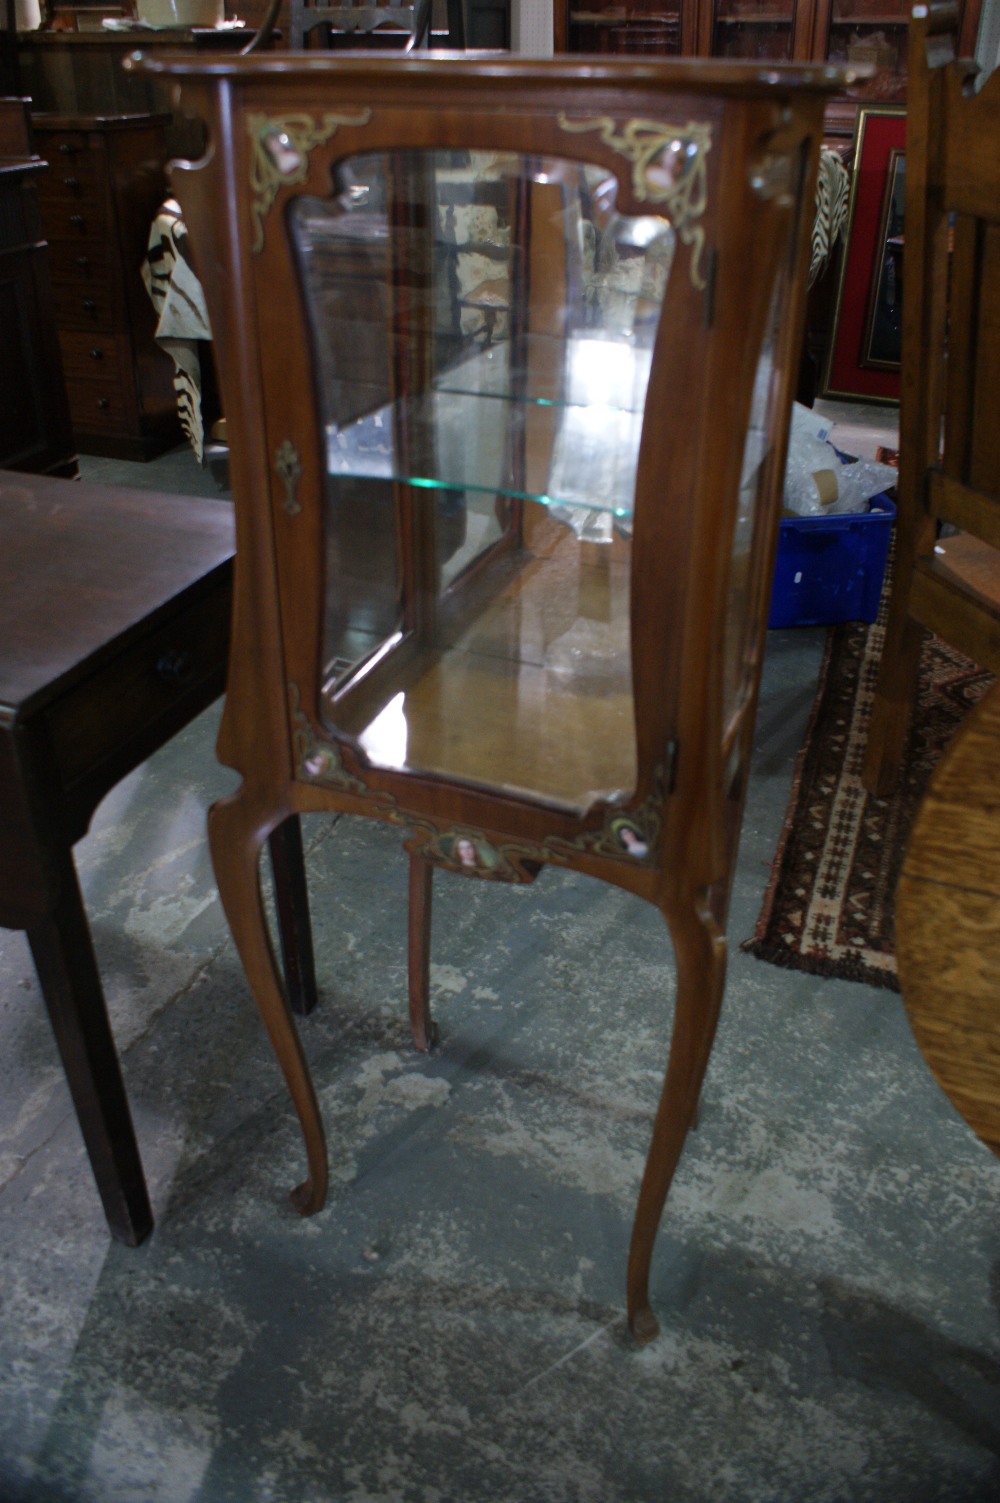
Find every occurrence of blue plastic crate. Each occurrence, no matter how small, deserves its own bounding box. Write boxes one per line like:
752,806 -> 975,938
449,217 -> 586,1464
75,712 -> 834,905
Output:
768,494 -> 896,629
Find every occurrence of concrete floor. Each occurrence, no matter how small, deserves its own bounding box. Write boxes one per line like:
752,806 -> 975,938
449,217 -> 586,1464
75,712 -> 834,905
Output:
2,411 -> 999,1503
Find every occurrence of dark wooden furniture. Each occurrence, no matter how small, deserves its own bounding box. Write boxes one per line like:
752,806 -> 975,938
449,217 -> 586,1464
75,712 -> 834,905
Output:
15,26 -> 255,129
553,0 -> 983,136
133,47 -> 848,1340
896,680 -> 1000,1159
0,97 -> 77,477
863,1 -> 1000,796
289,0 -> 434,48
30,113 -> 181,461
0,471 -> 315,1246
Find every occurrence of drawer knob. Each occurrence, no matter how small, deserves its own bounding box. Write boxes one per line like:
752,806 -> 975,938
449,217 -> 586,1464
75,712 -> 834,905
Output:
69,213 -> 84,228
97,397 -> 110,410
58,143 -> 79,156
156,650 -> 194,686
83,298 -> 96,313
63,176 -> 80,189
89,348 -> 103,361
75,255 -> 89,269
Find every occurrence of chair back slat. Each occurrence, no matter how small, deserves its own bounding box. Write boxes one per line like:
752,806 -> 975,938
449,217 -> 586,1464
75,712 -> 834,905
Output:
969,224 -> 1000,495
910,6 -> 1000,531
940,67 -> 1000,219
941,212 -> 978,481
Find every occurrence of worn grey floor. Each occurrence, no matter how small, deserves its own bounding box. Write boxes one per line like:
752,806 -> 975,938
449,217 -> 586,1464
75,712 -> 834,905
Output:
2,414 -> 999,1503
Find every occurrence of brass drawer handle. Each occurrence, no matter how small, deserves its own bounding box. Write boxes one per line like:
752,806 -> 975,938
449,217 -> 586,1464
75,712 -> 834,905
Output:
83,298 -> 96,313
58,143 -> 79,155
89,348 -> 103,361
75,255 -> 89,269
63,176 -> 80,189
69,213 -> 84,228
97,397 -> 110,410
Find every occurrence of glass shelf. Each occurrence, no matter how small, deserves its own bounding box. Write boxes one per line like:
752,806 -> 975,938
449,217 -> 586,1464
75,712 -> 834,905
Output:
325,333 -> 652,517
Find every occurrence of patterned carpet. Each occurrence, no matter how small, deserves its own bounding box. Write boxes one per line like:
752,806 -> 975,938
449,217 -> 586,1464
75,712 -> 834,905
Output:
743,601 -> 994,991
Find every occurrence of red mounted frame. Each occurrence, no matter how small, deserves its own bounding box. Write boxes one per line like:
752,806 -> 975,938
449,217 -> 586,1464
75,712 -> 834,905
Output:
823,107 -> 906,404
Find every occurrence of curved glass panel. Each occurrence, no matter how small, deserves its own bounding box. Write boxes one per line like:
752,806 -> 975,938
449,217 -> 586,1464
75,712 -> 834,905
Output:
724,271 -> 783,729
291,150 -> 675,810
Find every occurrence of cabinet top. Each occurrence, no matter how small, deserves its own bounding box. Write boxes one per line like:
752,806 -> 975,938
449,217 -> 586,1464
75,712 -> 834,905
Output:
127,48 -> 867,97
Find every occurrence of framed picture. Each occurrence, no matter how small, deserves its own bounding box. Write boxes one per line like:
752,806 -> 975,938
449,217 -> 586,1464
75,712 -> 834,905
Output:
822,107 -> 906,403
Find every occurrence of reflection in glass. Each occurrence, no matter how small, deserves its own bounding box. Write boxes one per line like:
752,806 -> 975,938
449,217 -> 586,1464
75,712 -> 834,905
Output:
291,150 -> 676,811
712,0 -> 795,63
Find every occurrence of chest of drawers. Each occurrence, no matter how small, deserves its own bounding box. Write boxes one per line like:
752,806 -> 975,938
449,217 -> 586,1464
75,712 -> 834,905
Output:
0,99 -> 77,477
32,113 -> 181,461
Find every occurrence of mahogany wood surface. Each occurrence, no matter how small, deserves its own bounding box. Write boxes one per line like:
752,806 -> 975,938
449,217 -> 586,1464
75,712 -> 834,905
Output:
131,48 -> 849,1339
0,471 -> 315,1244
896,682 -> 1000,1160
0,472 -> 234,1244
864,3 -> 1000,798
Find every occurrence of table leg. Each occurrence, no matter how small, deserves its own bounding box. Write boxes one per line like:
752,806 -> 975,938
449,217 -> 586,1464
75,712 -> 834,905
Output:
26,847 -> 153,1248
267,814 -> 318,1018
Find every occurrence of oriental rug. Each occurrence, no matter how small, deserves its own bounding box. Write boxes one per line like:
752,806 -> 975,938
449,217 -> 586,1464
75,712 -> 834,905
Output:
742,602 -> 994,991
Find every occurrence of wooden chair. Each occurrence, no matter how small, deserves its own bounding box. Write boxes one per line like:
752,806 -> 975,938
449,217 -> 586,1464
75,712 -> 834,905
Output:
130,47 -> 847,1340
863,1 -> 1000,798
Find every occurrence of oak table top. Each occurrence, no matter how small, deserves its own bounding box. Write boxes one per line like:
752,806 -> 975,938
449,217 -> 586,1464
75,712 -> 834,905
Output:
895,680 -> 1000,1160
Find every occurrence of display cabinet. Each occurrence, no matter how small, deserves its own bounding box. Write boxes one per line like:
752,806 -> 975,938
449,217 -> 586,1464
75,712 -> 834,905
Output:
699,0 -> 806,64
555,0 -> 983,130
129,47 -> 851,1338
559,0 -> 690,53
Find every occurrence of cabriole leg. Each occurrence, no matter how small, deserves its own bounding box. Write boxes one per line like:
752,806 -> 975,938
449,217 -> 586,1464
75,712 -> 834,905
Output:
209,790 -> 328,1216
627,887 -> 727,1343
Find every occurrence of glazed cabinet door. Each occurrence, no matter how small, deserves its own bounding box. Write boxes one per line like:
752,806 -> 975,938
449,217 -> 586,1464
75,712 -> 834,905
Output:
255,139 -> 695,817
695,0 -> 813,61
561,0 -> 688,55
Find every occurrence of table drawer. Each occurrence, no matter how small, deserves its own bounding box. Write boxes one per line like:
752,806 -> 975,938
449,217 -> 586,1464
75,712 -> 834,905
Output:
45,572 -> 233,800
